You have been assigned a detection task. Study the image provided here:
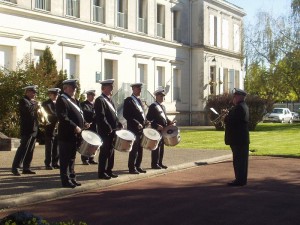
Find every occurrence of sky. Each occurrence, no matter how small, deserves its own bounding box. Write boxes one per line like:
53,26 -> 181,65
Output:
226,0 -> 292,23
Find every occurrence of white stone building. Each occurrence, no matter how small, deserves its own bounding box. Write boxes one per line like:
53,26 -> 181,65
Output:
0,0 -> 245,125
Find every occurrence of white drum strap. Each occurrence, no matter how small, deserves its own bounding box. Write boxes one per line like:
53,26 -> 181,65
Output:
154,102 -> 167,121
102,95 -> 117,116
131,96 -> 145,120
61,94 -> 84,120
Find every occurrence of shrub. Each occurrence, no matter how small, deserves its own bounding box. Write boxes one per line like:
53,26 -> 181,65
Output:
205,94 -> 274,131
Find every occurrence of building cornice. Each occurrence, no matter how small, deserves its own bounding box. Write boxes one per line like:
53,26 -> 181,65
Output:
58,41 -> 84,49
27,36 -> 56,44
0,31 -> 23,39
98,48 -> 122,55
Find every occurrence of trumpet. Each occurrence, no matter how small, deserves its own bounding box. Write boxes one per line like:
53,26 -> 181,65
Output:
36,102 -> 51,126
210,107 -> 233,126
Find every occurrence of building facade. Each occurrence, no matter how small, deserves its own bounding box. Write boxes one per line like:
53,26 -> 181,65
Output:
0,0 -> 245,125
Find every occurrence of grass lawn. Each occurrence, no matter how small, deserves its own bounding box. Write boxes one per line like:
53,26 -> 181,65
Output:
174,123 -> 300,158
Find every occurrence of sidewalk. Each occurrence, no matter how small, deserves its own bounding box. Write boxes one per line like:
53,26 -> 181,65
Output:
0,145 -> 231,210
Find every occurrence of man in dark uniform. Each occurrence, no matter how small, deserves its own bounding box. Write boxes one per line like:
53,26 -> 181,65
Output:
146,87 -> 175,169
224,88 -> 250,187
94,79 -> 123,179
56,79 -> 87,188
123,82 -> 148,174
80,89 -> 98,165
42,88 -> 60,170
12,85 -> 39,176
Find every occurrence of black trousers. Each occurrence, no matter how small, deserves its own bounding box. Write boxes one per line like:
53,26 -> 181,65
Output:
44,135 -> 59,166
12,135 -> 36,171
230,144 -> 249,184
151,139 -> 165,167
98,135 -> 115,174
58,140 -> 77,184
128,134 -> 143,170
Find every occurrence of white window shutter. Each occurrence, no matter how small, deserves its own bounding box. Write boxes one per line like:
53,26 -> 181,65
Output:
217,16 -> 221,47
219,67 -> 223,94
222,19 -> 229,49
210,15 -> 214,46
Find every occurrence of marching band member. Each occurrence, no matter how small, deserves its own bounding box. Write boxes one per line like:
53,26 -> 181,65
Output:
80,89 -> 98,165
94,79 -> 123,179
56,79 -> 87,188
123,82 -> 148,174
42,88 -> 60,170
12,85 -> 39,176
146,87 -> 174,169
224,88 -> 250,186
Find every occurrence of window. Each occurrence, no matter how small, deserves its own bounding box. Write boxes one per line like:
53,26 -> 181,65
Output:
222,19 -> 229,49
173,11 -> 181,42
156,66 -> 165,89
157,4 -> 165,38
137,64 -> 147,84
33,49 -> 43,66
234,70 -> 240,87
35,0 -> 50,11
0,45 -> 13,71
209,66 -> 216,95
173,68 -> 181,101
93,0 -> 104,23
209,15 -> 221,47
66,0 -> 80,18
117,0 -> 128,29
65,54 -> 78,79
138,0 -> 147,33
233,24 -> 240,52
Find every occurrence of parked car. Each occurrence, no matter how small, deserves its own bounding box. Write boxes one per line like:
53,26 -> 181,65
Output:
262,108 -> 293,123
292,112 -> 300,122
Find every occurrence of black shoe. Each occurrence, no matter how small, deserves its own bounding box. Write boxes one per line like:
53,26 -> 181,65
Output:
89,160 -> 98,164
107,172 -> 118,178
98,173 -> 111,180
71,179 -> 82,186
12,169 -> 21,176
159,164 -> 168,169
52,164 -> 60,169
227,181 -> 246,187
129,169 -> 140,174
136,168 -> 147,173
22,170 -> 36,174
151,165 -> 162,169
62,181 -> 76,188
82,161 -> 90,165
45,166 -> 53,170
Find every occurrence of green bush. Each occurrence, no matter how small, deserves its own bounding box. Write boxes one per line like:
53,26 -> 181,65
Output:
205,93 -> 274,131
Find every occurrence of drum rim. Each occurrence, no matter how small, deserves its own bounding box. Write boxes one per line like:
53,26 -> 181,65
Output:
115,130 -> 136,141
81,130 -> 103,145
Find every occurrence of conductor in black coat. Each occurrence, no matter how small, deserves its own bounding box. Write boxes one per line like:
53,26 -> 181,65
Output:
80,90 -> 97,165
146,88 -> 174,169
224,88 -> 250,186
94,79 -> 123,179
12,85 -> 39,176
42,88 -> 60,170
123,82 -> 148,174
56,79 -> 87,188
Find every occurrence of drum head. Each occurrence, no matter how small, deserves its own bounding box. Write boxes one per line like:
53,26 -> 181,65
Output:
143,128 -> 161,140
81,130 -> 102,145
162,126 -> 179,138
116,130 -> 136,141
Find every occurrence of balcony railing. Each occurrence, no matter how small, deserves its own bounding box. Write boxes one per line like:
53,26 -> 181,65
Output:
93,5 -> 104,23
66,0 -> 80,18
138,18 -> 147,33
157,23 -> 165,38
35,0 -> 50,11
117,12 -> 128,29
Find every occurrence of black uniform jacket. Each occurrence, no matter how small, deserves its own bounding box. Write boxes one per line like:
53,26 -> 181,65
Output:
224,101 -> 250,145
42,99 -> 58,136
56,92 -> 84,141
80,100 -> 96,132
123,95 -> 146,135
94,94 -> 122,137
146,102 -> 171,130
19,96 -> 39,136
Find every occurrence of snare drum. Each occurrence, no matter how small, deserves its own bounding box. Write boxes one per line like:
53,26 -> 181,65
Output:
78,130 -> 103,157
162,125 -> 181,146
113,130 -> 136,152
141,128 -> 161,150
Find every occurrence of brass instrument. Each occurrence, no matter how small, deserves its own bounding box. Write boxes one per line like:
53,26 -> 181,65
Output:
210,107 -> 234,126
36,102 -> 51,126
